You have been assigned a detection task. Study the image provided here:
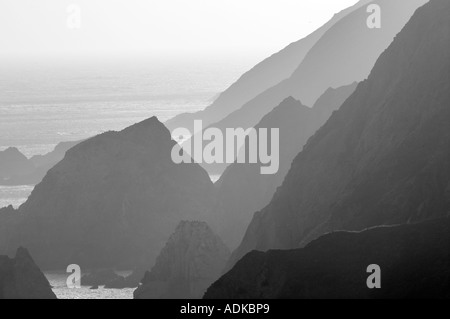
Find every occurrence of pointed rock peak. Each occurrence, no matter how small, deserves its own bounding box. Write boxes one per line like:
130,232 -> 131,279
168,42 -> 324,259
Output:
281,96 -> 303,105
274,96 -> 310,110
4,147 -> 20,153
15,247 -> 34,263
177,220 -> 208,229
173,220 -> 217,238
122,116 -> 169,136
0,204 -> 15,212
2,147 -> 27,158
165,221 -> 231,255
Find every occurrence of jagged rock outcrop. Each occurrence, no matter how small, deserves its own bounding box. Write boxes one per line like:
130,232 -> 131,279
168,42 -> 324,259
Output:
229,0 -> 450,270
0,247 -> 56,299
134,221 -> 230,299
165,0 -> 372,133
5,117 -> 215,270
0,141 -> 80,186
213,83 -> 356,250
0,147 -> 35,182
185,0 -> 427,176
206,218 -> 450,299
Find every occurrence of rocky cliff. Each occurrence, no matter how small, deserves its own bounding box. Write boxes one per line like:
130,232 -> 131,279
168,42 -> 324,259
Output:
165,0 -> 372,133
213,82 -> 357,250
188,0 -> 427,176
134,221 -> 230,299
5,117 -> 215,270
0,247 -> 56,299
229,0 -> 450,269
205,218 -> 450,299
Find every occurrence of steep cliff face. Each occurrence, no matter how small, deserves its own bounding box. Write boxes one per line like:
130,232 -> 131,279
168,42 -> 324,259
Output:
287,0 -> 428,106
165,0 -> 372,133
230,0 -> 450,269
134,221 -> 230,299
7,117 -> 215,269
0,247 -> 56,299
205,218 -> 450,299
191,0 -> 427,176
213,83 -> 357,250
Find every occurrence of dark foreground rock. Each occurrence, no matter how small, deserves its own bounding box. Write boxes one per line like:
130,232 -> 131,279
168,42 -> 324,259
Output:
134,221 -> 230,299
229,0 -> 450,270
0,247 -> 56,299
205,217 -> 450,299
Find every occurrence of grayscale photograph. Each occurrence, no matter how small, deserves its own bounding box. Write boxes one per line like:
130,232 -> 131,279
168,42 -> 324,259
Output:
0,0 -> 449,305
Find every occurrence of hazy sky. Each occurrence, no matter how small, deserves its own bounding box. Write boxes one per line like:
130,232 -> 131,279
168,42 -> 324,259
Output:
0,0 -> 359,61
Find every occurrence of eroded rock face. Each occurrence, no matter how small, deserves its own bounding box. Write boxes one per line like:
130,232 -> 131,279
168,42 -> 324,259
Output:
229,0 -> 449,269
134,221 -> 230,299
6,117 -> 215,270
193,0 -> 428,178
205,217 -> 450,299
214,83 -> 357,250
0,247 -> 56,299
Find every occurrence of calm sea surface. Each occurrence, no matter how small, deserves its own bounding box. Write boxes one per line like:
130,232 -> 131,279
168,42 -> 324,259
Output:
46,271 -> 134,299
0,57 -> 255,210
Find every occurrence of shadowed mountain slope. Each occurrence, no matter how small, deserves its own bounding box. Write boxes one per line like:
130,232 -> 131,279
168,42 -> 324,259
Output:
205,218 -> 450,299
229,0 -> 450,270
165,0 -> 372,133
213,83 -> 357,250
190,0 -> 427,176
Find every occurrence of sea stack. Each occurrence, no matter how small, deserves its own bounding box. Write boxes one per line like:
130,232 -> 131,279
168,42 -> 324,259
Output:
134,221 -> 230,299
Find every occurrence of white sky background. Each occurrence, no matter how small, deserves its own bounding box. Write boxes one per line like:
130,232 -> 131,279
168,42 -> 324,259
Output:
0,0 -> 359,62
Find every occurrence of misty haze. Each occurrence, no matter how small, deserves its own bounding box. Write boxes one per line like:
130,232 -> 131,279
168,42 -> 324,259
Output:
0,0 -> 449,303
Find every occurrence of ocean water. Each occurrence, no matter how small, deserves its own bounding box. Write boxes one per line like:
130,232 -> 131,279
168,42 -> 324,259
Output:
0,185 -> 34,209
46,271 -> 134,299
0,57 -> 254,210
0,57 -> 252,157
